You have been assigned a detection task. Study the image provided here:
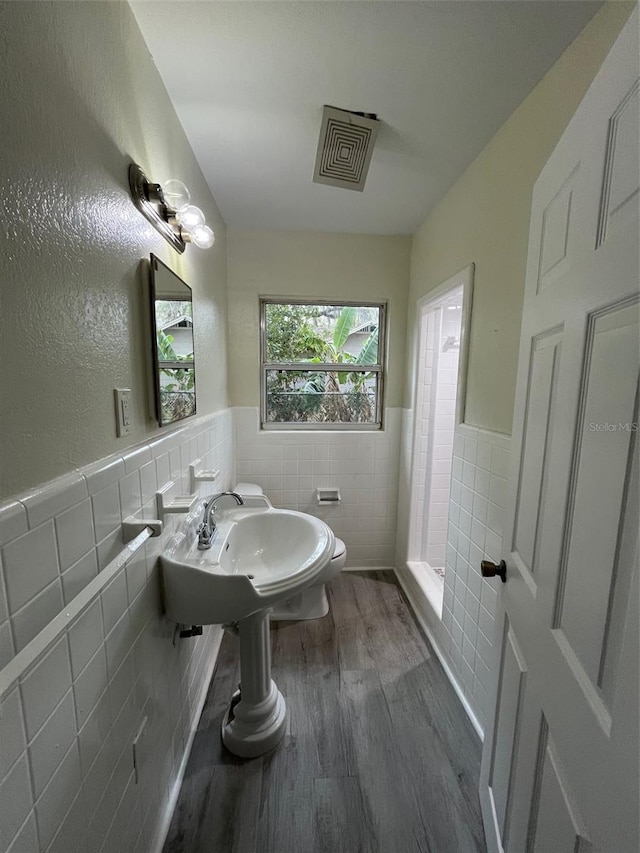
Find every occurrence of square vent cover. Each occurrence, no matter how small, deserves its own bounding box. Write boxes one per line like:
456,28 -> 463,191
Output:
313,106 -> 379,192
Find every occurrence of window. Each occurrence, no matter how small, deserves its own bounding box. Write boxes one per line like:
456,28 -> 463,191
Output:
260,299 -> 386,429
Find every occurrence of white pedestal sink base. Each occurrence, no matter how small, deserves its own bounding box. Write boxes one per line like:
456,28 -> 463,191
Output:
221,609 -> 287,758
221,680 -> 287,758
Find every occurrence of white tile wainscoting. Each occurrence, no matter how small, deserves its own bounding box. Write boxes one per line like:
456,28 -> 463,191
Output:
233,407 -> 402,569
397,423 -> 510,738
0,403 -> 508,852
0,410 -> 233,853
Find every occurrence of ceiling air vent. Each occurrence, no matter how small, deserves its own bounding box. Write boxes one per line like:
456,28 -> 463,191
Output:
313,106 -> 379,192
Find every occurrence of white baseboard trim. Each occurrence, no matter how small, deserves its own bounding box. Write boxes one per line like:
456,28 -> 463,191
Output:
342,565 -> 396,572
394,568 -> 484,742
150,628 -> 224,853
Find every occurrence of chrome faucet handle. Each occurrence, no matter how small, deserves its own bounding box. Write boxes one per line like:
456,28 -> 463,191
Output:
197,527 -> 212,548
196,492 -> 244,551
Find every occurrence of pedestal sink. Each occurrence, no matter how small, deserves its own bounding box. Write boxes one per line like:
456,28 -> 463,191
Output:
160,506 -> 334,757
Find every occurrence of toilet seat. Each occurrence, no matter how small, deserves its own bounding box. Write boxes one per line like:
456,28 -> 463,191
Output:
333,537 -> 346,559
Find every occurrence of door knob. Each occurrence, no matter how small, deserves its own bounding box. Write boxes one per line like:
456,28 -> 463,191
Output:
481,559 -> 507,583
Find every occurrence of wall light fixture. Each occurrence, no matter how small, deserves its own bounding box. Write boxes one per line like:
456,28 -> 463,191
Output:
129,163 -> 215,254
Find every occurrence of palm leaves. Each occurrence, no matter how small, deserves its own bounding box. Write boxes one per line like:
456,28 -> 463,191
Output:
357,329 -> 378,365
333,306 -> 357,350
157,330 -> 194,392
265,303 -> 380,423
303,309 -> 378,419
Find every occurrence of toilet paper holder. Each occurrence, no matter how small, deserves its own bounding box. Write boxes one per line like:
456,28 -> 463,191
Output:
316,488 -> 341,505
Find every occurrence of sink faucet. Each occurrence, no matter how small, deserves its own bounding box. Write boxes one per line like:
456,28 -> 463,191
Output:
197,492 -> 244,550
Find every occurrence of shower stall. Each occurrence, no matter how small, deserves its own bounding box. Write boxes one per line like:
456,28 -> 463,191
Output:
408,277 -> 468,612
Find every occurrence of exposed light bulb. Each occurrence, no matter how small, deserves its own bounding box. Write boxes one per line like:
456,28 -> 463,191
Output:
162,179 -> 191,211
191,225 -> 215,249
179,205 -> 206,230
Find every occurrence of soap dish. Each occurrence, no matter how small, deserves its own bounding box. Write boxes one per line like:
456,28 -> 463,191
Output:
156,482 -> 199,520
189,459 -> 220,492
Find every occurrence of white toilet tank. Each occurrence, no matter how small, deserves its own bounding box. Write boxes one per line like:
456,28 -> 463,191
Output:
233,482 -> 272,508
234,482 -> 264,496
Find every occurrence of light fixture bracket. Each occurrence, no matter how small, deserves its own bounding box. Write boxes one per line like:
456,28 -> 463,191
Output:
129,163 -> 186,254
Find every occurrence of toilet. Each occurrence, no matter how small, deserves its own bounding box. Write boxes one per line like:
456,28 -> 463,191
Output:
234,483 -> 346,620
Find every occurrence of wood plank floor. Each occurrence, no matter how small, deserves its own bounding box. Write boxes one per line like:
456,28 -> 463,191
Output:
163,571 -> 487,853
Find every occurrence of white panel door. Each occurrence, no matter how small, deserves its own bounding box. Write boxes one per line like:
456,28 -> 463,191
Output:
480,10 -> 639,853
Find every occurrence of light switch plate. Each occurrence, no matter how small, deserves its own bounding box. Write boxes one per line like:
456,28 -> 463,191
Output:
114,388 -> 131,437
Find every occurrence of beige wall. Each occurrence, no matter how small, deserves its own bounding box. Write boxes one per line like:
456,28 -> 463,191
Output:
407,1 -> 635,434
0,1 -> 228,500
227,229 -> 411,409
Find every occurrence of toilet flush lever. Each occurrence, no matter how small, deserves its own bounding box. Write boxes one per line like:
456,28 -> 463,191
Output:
481,559 -> 507,583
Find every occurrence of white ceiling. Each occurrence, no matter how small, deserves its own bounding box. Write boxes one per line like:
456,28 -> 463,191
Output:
131,1 -> 601,235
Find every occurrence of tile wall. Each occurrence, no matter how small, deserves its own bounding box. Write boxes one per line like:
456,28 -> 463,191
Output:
408,310 -> 436,562
443,425 -> 510,732
0,401 -> 508,851
426,310 -> 461,566
0,410 -> 233,853
398,422 -> 510,736
410,306 -> 461,569
233,407 -> 402,568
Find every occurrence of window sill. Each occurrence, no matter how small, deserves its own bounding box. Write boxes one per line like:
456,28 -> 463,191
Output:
261,422 -> 383,432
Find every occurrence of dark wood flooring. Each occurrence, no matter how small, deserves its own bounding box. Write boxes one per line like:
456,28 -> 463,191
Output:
163,571 -> 487,853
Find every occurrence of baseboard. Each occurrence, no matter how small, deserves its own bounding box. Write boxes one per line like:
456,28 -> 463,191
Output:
342,565 -> 396,572
150,628 -> 224,853
394,568 -> 484,742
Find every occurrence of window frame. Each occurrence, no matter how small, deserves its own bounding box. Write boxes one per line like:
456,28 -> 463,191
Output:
259,297 -> 387,431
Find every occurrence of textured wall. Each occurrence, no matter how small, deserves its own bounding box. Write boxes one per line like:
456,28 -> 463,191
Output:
406,1 -> 635,434
0,1 -> 228,501
226,229 -> 411,409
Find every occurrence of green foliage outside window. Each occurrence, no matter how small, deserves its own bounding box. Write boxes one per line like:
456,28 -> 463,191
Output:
156,330 -> 194,392
264,302 -> 382,424
156,329 -> 195,421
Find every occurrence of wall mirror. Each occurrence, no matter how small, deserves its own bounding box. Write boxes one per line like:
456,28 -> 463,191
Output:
150,254 -> 196,426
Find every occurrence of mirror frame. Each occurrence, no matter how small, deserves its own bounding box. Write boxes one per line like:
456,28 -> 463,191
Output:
149,254 -> 197,426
